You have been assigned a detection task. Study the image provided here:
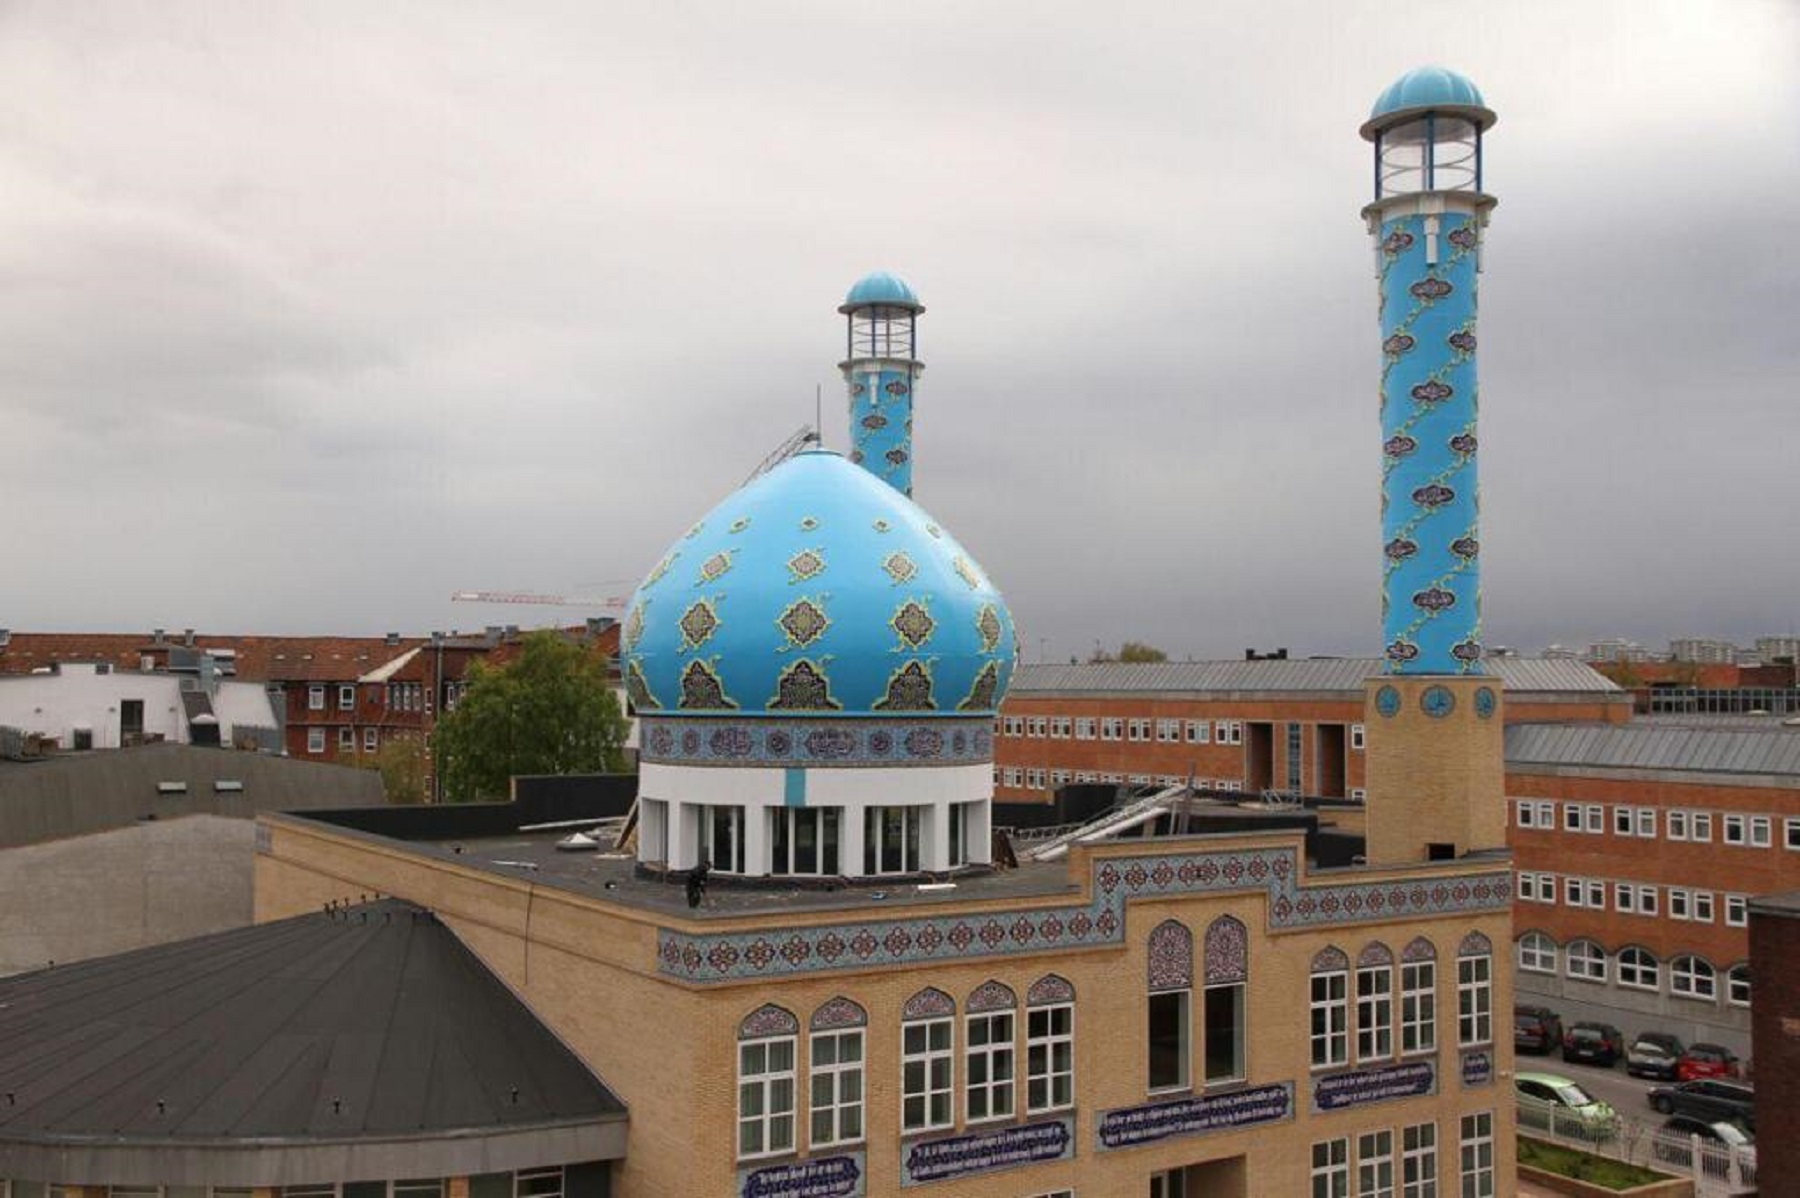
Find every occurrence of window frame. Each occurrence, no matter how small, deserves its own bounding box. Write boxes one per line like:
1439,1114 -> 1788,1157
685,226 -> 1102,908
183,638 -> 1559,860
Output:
1517,932 -> 1557,974
1355,963 -> 1393,1061
1616,947 -> 1660,991
1310,969 -> 1350,1069
1727,964 -> 1751,1008
1670,956 -> 1716,1001
1359,1128 -> 1396,1198
307,684 -> 326,711
1203,980 -> 1246,1084
809,1026 -> 865,1148
338,684 -> 357,711
306,727 -> 326,754
1401,1121 -> 1437,1198
1400,959 -> 1436,1055
1459,1111 -> 1495,1198
1565,939 -> 1606,983
1312,1137 -> 1350,1198
737,1032 -> 798,1160
901,1014 -> 955,1133
1026,1000 -> 1075,1114
1456,955 -> 1491,1047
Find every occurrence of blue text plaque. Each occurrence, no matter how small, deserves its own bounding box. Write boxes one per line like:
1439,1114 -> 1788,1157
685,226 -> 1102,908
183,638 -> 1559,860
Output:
738,1153 -> 864,1198
901,1116 -> 1075,1186
1096,1082 -> 1293,1151
1312,1060 -> 1436,1113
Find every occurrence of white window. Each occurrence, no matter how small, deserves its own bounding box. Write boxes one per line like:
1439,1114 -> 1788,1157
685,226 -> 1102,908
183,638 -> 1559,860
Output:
1669,887 -> 1690,920
902,1013 -> 954,1132
1075,771 -> 1095,783
1075,717 -> 1096,740
810,1027 -> 864,1147
363,728 -> 378,752
1027,1000 -> 1074,1113
1401,1122 -> 1437,1198
1565,940 -> 1606,982
1668,810 -> 1689,841
515,1167 -> 564,1198
1516,872 -> 1556,904
1156,718 -> 1181,743
865,806 -> 922,873
1727,964 -> 1751,1007
1517,932 -> 1556,974
1101,718 -> 1122,741
1350,788 -> 1367,802
1186,719 -> 1211,744
1636,807 -> 1656,838
306,727 -> 325,754
1456,955 -> 1491,1046
1584,804 -> 1604,833
1030,716 -> 1048,738
1351,723 -> 1366,751
338,684 -> 356,710
1003,767 -> 1022,787
1126,718 -> 1147,741
1356,964 -> 1393,1060
1217,720 -> 1243,745
1359,1129 -> 1396,1198
965,1008 -> 1015,1123
1671,956 -> 1716,1000
1617,947 -> 1659,991
1692,891 -> 1714,922
307,684 -> 325,711
1691,810 -> 1712,841
1459,1112 -> 1494,1198
1312,1138 -> 1350,1198
1515,801 -> 1536,829
1585,879 -> 1606,909
1750,815 -> 1772,847
1051,717 -> 1071,739
1615,882 -> 1635,915
1401,959 -> 1436,1054
738,1032 -> 797,1159
1050,769 -> 1071,787
1613,805 -> 1634,836
1003,717 -> 1021,736
1724,814 -> 1747,844
1726,893 -> 1748,927
1562,877 -> 1584,907
1639,884 -> 1658,916
1311,970 -> 1349,1068
1562,803 -> 1581,831
1027,768 -> 1046,789
1128,773 -> 1151,786
338,726 -> 355,751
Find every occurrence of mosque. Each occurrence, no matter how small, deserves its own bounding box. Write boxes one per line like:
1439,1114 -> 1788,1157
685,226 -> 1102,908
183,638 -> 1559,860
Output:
0,68 -> 1517,1198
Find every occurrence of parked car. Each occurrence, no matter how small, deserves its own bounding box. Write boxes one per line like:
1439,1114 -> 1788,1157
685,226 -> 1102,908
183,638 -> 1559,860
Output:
1516,1072 -> 1618,1140
1514,1005 -> 1564,1055
1652,1116 -> 1755,1180
1561,1021 -> 1624,1067
1677,1042 -> 1742,1081
1648,1079 -> 1756,1131
1626,1031 -> 1684,1080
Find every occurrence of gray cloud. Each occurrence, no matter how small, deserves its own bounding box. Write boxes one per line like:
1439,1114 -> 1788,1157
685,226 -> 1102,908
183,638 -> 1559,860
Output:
1,0 -> 1795,656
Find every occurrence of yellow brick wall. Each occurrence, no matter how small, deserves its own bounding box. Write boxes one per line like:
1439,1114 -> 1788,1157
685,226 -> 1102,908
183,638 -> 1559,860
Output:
1364,677 -> 1508,865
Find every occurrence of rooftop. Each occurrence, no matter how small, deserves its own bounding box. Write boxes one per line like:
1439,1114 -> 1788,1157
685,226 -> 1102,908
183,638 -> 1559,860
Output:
1505,720 -> 1800,780
1008,657 -> 1622,697
0,900 -> 624,1176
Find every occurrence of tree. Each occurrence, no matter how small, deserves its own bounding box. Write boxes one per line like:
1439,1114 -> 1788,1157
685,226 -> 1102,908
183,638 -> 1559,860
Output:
433,632 -> 630,803
344,735 -> 431,805
1091,641 -> 1169,664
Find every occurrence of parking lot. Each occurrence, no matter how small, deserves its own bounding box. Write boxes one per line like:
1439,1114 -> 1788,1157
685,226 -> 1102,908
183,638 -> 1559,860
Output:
1512,1049 -> 1660,1119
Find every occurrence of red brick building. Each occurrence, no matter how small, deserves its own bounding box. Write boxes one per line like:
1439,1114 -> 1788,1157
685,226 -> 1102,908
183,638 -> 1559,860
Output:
1748,891 -> 1800,1179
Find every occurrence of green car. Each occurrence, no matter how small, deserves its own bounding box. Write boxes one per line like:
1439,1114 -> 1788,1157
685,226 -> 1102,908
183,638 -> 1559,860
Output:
1516,1071 -> 1620,1140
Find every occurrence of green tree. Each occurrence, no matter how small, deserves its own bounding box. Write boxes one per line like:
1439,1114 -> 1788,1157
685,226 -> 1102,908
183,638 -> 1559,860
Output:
1091,641 -> 1169,663
345,735 -> 431,805
433,632 -> 629,803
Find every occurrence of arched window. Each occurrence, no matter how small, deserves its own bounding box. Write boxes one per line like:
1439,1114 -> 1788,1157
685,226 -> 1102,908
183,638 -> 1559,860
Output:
901,988 -> 956,1133
809,998 -> 866,1149
1027,975 -> 1075,1114
1310,946 -> 1350,1068
1671,956 -> 1716,1001
1356,943 -> 1394,1061
1565,939 -> 1607,983
1147,921 -> 1193,1091
736,1005 -> 798,1160
1517,932 -> 1557,974
1456,934 -> 1493,1047
965,982 -> 1017,1123
1206,918 -> 1250,1082
1727,964 -> 1751,1008
1400,939 -> 1436,1055
1617,947 -> 1659,992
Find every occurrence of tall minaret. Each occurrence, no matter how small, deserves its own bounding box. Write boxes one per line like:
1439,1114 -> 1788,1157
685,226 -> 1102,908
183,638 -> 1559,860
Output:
839,272 -> 924,496
1359,68 -> 1506,864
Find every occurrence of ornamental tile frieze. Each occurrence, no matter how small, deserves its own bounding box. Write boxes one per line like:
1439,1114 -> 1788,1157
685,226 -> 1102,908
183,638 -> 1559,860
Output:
656,846 -> 1510,984
639,716 -> 994,767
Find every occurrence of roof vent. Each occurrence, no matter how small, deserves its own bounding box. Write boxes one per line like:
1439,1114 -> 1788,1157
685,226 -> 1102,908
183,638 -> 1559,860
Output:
152,628 -> 166,643
214,780 -> 244,794
156,781 -> 189,795
385,632 -> 401,646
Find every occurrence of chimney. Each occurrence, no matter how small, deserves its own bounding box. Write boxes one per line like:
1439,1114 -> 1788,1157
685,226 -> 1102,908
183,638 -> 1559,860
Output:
152,629 -> 166,644
183,629 -> 196,647
385,632 -> 400,647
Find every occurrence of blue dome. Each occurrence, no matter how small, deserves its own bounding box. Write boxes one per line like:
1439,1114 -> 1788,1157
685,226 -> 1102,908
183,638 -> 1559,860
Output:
1367,67 -> 1493,131
622,450 -> 1015,718
841,271 -> 922,312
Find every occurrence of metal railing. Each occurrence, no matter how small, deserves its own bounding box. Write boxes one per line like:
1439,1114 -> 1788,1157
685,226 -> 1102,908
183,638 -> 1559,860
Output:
1517,1094 -> 1756,1195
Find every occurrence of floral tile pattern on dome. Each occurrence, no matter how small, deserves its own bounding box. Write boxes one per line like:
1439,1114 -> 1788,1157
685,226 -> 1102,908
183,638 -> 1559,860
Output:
975,605 -> 1003,653
890,600 -> 935,650
873,660 -> 936,712
883,551 -> 918,585
696,550 -> 734,586
768,660 -> 842,712
788,548 -> 826,583
776,598 -> 829,649
638,716 -> 993,767
953,555 -> 982,590
622,603 -> 645,652
625,660 -> 661,711
957,662 -> 1001,713
656,845 -> 1510,984
678,599 -> 722,650
678,659 -> 737,711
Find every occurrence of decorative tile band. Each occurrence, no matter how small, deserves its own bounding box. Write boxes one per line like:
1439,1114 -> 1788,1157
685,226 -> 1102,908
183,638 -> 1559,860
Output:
656,845 -> 1510,984
640,715 -> 993,767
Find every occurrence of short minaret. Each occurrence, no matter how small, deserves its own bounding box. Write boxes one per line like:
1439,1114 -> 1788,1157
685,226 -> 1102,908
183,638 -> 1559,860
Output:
1359,68 -> 1507,864
839,272 -> 924,496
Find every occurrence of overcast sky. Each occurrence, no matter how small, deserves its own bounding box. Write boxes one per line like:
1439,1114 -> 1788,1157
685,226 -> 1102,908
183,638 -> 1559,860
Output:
3,0 -> 1796,661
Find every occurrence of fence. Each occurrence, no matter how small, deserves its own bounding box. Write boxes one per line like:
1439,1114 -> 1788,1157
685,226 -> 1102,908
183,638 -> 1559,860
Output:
1517,1094 -> 1756,1196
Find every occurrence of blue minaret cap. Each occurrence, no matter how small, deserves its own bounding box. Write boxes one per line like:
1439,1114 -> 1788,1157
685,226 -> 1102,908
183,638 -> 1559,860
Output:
839,271 -> 924,314
1361,66 -> 1496,140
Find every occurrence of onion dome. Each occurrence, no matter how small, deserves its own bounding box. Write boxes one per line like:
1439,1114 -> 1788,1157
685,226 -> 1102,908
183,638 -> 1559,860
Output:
1362,66 -> 1495,139
839,271 -> 924,314
622,449 -> 1015,719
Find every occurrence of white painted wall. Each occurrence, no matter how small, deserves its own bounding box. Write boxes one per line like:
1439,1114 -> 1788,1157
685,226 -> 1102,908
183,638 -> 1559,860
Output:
0,665 -> 277,749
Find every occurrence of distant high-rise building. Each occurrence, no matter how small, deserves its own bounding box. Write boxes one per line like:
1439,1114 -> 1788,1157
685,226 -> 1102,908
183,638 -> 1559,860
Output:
1756,635 -> 1800,663
1586,638 -> 1653,664
1670,637 -> 1738,664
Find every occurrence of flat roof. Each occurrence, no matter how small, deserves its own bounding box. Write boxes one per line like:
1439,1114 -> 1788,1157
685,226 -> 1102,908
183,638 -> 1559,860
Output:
1505,721 -> 1800,780
1008,657 -> 1622,697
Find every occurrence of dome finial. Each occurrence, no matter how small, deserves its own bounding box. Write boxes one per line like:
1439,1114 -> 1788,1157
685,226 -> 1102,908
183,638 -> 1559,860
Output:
1362,66 -> 1495,141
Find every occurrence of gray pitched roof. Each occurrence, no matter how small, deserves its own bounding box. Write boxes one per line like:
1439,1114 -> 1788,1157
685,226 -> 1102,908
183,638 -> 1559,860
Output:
1506,722 -> 1800,779
1009,657 -> 1621,696
0,901 -> 624,1149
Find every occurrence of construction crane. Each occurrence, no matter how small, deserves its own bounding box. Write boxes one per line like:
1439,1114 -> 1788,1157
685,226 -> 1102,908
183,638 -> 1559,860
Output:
450,590 -> 626,610
742,424 -> 820,486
